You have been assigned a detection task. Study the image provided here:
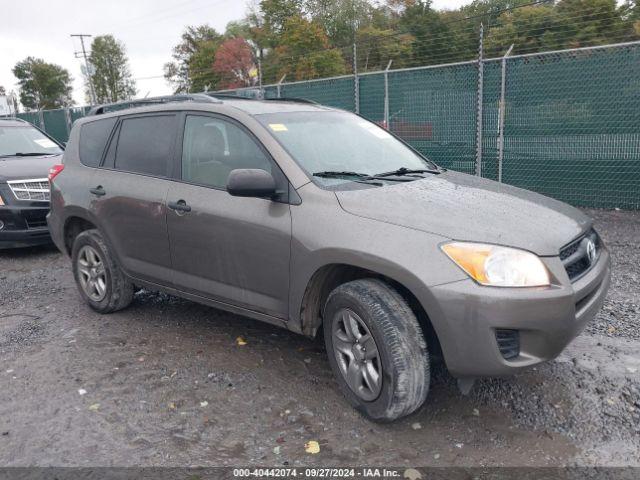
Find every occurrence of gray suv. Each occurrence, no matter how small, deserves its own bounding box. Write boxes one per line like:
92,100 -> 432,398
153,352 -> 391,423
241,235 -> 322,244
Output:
47,95 -> 611,421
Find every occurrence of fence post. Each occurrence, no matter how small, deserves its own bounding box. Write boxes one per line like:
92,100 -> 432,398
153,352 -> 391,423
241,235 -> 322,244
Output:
497,44 -> 514,183
65,108 -> 73,138
257,58 -> 263,99
475,24 -> 484,177
353,43 -> 359,114
383,60 -> 393,130
276,74 -> 286,99
38,109 -> 45,130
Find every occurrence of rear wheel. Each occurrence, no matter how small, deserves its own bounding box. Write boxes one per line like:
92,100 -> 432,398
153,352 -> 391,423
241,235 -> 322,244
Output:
323,279 -> 430,421
71,229 -> 134,313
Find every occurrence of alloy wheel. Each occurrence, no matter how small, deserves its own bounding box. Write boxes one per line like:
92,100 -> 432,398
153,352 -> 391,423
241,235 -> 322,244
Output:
77,245 -> 107,302
331,308 -> 382,401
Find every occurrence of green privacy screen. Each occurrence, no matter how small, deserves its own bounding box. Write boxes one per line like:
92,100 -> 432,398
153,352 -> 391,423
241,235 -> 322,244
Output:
225,43 -> 640,208
9,41 -> 640,209
484,45 -> 640,209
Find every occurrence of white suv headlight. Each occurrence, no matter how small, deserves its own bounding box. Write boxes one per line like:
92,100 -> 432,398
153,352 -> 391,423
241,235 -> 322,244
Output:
441,242 -> 550,287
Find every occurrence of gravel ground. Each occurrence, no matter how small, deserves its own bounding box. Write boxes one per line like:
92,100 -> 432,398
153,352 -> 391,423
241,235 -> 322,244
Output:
0,209 -> 638,467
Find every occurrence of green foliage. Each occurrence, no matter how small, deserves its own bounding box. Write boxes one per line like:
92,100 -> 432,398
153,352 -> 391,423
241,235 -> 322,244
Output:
12,57 -> 73,110
261,0 -> 305,41
164,25 -> 223,93
165,0 -> 640,90
272,16 -> 347,80
356,26 -> 413,70
397,0 -> 456,65
485,5 -> 559,56
88,35 -> 136,103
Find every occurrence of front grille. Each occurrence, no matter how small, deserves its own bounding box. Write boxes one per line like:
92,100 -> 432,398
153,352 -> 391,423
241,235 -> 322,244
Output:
559,229 -> 601,281
495,329 -> 520,360
7,178 -> 50,202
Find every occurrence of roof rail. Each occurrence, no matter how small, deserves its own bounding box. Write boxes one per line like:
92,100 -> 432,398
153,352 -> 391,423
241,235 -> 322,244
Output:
207,93 -> 318,105
87,93 -> 221,116
265,97 -> 318,105
0,117 -> 28,123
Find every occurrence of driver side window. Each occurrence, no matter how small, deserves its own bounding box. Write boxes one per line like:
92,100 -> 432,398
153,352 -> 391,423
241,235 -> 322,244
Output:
181,115 -> 273,189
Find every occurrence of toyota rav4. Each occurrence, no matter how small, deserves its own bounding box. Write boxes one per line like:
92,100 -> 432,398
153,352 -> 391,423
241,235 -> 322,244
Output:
47,95 -> 611,421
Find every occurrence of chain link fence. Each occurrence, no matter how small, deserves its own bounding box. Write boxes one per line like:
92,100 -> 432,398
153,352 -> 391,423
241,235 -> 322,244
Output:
5,41 -> 639,209
225,41 -> 640,209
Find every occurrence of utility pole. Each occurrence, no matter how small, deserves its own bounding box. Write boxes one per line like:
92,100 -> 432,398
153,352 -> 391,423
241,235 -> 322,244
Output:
71,34 -> 97,105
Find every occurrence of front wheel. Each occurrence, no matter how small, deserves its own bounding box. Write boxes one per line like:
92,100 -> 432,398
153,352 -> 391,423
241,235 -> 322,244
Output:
323,279 -> 430,421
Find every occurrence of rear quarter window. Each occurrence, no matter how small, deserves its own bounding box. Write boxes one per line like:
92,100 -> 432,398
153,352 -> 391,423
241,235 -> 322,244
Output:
79,117 -> 117,167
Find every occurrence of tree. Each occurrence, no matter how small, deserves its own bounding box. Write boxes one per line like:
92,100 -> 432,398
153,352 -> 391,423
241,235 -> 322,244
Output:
398,0 -> 455,66
485,5 -> 559,56
213,37 -> 259,89
88,35 -> 136,103
164,25 -> 223,93
306,0 -> 377,46
356,26 -> 414,71
12,57 -> 73,110
554,0 -> 629,47
261,0 -> 305,40
274,16 -> 347,80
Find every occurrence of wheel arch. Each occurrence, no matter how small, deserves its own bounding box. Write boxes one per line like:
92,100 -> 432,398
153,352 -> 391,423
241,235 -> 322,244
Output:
296,262 -> 444,361
62,213 -> 98,255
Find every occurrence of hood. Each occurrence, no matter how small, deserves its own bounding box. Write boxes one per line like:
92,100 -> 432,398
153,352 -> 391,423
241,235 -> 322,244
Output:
335,170 -> 591,256
0,155 -> 61,182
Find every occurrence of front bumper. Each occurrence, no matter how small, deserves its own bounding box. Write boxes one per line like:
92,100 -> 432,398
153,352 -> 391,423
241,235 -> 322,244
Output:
428,248 -> 611,378
0,205 -> 51,248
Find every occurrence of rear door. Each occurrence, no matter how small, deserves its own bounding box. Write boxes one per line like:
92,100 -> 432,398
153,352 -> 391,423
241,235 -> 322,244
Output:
90,113 -> 177,286
166,113 -> 292,319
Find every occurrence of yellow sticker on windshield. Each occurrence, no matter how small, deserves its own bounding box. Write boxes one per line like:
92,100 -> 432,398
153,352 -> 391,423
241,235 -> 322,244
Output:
269,123 -> 288,132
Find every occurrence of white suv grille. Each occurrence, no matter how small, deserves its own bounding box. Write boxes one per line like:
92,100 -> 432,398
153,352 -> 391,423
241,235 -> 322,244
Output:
7,178 -> 50,202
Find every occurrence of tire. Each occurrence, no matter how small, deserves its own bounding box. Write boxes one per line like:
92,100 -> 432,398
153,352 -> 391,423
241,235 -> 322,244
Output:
323,278 -> 430,421
71,229 -> 134,314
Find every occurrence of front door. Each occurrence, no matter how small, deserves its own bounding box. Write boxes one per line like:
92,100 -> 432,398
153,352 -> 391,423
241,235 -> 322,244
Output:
166,114 -> 292,319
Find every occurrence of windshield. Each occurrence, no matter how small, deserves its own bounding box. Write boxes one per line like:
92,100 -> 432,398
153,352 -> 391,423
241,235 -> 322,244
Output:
255,111 -> 436,186
0,126 -> 63,157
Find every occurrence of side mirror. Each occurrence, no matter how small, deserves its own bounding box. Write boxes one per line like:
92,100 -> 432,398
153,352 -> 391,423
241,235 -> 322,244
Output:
227,169 -> 277,198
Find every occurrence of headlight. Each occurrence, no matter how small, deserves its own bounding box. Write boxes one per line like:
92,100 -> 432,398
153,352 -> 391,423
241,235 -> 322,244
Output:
441,242 -> 550,287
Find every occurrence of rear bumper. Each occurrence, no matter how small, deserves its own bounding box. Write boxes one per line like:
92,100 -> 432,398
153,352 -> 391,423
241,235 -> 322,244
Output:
0,205 -> 51,249
428,248 -> 611,378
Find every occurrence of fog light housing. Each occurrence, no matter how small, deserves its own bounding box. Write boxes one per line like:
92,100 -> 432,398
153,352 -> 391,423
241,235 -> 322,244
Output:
495,329 -> 520,360
0,220 -> 4,231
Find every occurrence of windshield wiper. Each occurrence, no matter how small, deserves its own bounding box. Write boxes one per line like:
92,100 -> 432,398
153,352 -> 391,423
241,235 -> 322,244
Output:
313,171 -> 371,179
312,171 -> 383,186
312,170 -> 415,183
374,167 -> 441,178
0,152 -> 53,158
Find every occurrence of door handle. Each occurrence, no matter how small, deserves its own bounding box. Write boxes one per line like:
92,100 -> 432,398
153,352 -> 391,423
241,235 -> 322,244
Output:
168,199 -> 192,213
90,186 -> 106,196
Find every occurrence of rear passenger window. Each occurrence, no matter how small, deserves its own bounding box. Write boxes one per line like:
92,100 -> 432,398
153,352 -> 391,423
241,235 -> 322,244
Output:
114,115 -> 176,177
79,117 -> 117,167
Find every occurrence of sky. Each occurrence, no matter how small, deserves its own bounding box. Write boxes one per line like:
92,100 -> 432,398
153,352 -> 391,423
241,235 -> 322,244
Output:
0,0 -> 472,108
